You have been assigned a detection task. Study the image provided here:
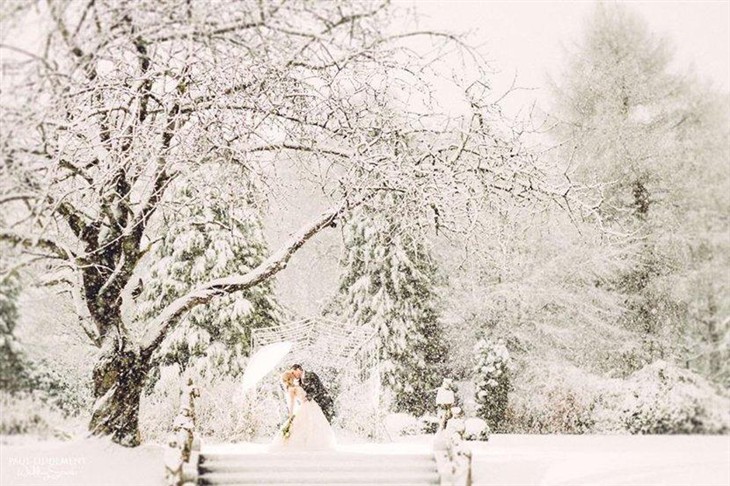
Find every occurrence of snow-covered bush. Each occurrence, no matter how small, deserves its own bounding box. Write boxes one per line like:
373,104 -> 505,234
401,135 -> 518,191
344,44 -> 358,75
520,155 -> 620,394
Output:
385,413 -> 422,437
434,378 -> 461,430
500,361 -> 605,434
501,359 -> 730,435
463,417 -> 489,441
473,338 -> 511,431
26,361 -> 92,418
0,392 -> 84,439
1,281 -> 96,421
334,384 -> 388,440
138,367 -> 180,442
195,378 -> 282,442
419,414 -> 441,434
140,365 -> 283,443
620,361 -> 730,434
547,388 -> 597,433
504,386 -> 598,434
0,349 -> 92,422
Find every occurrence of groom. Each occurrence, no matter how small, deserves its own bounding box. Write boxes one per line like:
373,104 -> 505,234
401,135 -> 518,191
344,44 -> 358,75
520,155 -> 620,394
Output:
291,364 -> 335,423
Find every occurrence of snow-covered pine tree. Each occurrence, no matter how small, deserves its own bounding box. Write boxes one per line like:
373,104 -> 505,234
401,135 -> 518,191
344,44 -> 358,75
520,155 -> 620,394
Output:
0,271 -> 28,392
473,338 -> 510,431
136,164 -> 280,380
338,195 -> 448,417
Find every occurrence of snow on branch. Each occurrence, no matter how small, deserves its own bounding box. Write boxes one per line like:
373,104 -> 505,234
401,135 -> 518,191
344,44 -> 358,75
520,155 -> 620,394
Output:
139,201 -> 351,355
0,230 -> 72,260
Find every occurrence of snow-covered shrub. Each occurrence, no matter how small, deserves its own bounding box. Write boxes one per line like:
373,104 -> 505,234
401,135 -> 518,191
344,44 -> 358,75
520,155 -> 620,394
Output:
500,362 -> 604,434
0,392 -> 84,439
502,360 -> 730,435
446,416 -> 466,436
620,361 -> 730,434
504,386 -> 597,434
473,338 -> 511,431
334,375 -> 387,440
0,352 -> 92,421
1,275 -> 92,416
140,365 -> 283,443
139,367 -> 180,442
463,417 -> 489,441
435,378 -> 460,430
543,388 -> 596,433
195,378 -> 282,441
0,271 -> 29,393
419,414 -> 440,434
385,413 -> 422,437
26,360 -> 92,417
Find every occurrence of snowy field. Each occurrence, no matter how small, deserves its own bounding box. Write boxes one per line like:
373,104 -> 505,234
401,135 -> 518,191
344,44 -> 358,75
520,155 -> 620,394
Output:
0,436 -> 163,486
467,434 -> 730,486
3,433 -> 727,486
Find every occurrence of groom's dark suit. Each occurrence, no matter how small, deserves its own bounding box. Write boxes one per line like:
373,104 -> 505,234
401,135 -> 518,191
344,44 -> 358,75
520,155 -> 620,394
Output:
300,370 -> 335,423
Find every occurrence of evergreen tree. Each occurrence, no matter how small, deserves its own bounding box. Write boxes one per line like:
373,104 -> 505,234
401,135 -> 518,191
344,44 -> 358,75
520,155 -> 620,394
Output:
473,338 -> 510,432
338,194 -> 448,416
136,164 -> 280,381
0,271 -> 28,392
550,3 -> 730,372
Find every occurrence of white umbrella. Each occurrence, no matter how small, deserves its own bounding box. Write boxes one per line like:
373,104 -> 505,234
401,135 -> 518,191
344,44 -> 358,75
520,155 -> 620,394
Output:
240,341 -> 294,393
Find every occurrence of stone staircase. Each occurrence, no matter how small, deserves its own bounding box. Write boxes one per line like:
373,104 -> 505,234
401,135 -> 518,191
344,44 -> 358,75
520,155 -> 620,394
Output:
198,451 -> 440,485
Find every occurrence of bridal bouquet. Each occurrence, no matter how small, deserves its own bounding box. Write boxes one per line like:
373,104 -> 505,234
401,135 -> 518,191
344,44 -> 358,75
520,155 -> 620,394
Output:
281,416 -> 295,439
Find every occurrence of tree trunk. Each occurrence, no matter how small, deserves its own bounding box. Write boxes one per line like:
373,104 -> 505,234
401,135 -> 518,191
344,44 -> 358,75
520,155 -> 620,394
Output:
88,335 -> 149,447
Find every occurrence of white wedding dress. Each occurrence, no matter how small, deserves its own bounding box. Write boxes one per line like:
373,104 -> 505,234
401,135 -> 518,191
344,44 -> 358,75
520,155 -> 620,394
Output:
270,385 -> 336,452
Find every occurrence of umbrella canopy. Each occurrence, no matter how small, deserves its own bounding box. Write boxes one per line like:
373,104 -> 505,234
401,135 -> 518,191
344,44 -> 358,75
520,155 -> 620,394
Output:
240,341 -> 293,393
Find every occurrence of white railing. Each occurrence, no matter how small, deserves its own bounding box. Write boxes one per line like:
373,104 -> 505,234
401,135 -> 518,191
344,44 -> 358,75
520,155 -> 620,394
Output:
433,379 -> 472,486
164,378 -> 201,486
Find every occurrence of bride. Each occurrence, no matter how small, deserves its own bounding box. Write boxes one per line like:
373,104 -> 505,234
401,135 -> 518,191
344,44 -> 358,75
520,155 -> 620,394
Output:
270,370 -> 336,451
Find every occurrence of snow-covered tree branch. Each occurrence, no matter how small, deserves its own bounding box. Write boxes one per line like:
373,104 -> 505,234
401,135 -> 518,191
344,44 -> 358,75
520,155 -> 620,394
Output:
139,200 -> 349,356
1,0 -> 550,445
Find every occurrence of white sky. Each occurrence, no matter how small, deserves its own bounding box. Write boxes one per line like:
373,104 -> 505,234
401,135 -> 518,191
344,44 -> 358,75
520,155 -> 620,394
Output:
407,1 -> 730,114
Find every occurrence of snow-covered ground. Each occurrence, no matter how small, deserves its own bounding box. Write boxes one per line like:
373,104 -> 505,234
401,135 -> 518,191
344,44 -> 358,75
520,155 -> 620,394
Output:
1,433 -> 728,486
468,434 -> 730,486
0,436 -> 164,486
207,433 -> 730,486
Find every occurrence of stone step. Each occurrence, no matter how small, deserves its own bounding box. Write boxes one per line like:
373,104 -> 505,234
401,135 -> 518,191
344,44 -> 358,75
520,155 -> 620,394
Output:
198,470 -> 440,485
197,451 -> 440,485
201,456 -> 436,466
201,461 -> 437,474
201,452 -> 434,463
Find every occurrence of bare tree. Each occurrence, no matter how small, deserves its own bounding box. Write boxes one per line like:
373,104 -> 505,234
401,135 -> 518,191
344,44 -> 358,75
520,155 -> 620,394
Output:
1,0 -> 547,445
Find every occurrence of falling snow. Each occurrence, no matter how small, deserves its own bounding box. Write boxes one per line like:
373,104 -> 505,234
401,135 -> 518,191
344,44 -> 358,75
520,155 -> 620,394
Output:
1,1 -> 728,485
